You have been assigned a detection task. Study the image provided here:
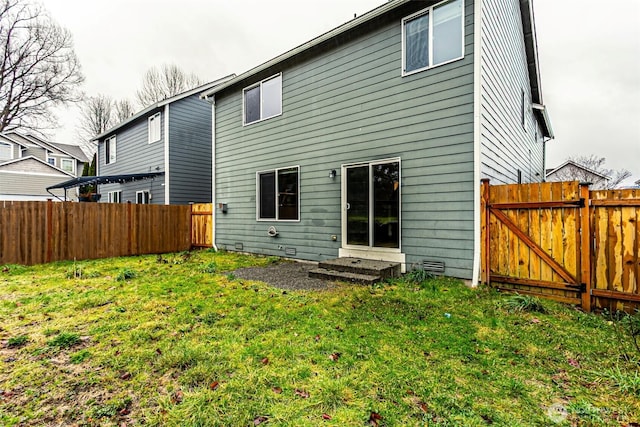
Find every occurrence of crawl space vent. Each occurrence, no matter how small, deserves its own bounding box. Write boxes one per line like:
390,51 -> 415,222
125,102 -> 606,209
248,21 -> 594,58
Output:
235,243 -> 244,251
285,247 -> 297,256
423,260 -> 445,274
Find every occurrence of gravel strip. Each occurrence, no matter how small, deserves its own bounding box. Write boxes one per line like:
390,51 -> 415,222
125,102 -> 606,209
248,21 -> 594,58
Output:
231,261 -> 335,291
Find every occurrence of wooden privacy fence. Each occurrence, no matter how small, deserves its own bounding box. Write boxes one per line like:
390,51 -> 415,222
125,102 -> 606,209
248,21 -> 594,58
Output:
481,180 -> 640,313
191,203 -> 213,248
0,201 -> 199,266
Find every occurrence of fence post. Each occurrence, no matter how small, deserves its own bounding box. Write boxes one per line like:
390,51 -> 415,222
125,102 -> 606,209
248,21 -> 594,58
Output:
579,183 -> 592,312
46,199 -> 53,263
481,179 -> 491,284
127,202 -> 133,256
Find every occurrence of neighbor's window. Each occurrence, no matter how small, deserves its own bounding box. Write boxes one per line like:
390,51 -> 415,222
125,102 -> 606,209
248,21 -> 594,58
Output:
257,166 -> 299,221
47,158 -> 56,166
0,142 -> 12,161
148,112 -> 161,143
108,191 -> 122,203
61,158 -> 74,174
136,190 -> 150,204
105,136 -> 116,164
403,0 -> 464,75
243,74 -> 282,125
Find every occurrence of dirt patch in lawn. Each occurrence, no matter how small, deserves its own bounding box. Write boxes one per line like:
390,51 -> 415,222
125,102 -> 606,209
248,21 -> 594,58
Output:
231,261 -> 335,291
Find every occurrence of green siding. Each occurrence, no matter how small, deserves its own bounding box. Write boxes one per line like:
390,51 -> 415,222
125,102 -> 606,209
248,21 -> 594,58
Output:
480,0 -> 545,183
215,0 -> 476,279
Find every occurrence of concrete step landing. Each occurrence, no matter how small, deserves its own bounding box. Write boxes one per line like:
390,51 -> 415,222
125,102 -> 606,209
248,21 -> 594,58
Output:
308,257 -> 401,284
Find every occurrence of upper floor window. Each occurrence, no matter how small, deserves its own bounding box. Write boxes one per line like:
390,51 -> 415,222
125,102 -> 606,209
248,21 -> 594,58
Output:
0,142 -> 12,161
402,0 -> 464,76
148,112 -> 161,143
105,136 -> 116,164
243,74 -> 282,125
47,158 -> 56,166
257,166 -> 299,221
61,158 -> 74,174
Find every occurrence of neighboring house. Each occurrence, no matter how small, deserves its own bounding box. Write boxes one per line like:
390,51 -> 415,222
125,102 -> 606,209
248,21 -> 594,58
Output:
93,76 -> 234,205
545,160 -> 610,189
0,132 -> 88,201
201,0 -> 554,282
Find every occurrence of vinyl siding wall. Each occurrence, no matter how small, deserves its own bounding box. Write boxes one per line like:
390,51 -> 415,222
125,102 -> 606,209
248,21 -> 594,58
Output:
168,95 -> 213,204
0,171 -> 68,200
480,0 -> 544,184
215,0 -> 476,278
97,111 -> 166,204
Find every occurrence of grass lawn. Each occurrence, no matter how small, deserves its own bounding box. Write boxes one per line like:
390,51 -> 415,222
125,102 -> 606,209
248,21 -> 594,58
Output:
0,250 -> 638,426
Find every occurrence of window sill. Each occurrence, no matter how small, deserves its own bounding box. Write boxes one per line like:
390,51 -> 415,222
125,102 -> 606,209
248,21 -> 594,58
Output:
402,55 -> 465,78
243,112 -> 283,127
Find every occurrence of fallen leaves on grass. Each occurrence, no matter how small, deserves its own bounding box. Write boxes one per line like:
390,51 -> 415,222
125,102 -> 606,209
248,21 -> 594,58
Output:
322,413 -> 332,420
253,415 -> 269,425
294,389 -> 310,398
368,411 -> 383,426
171,390 -> 183,404
567,358 -> 581,368
272,387 -> 282,394
261,357 -> 269,365
329,352 -> 341,361
210,381 -> 219,391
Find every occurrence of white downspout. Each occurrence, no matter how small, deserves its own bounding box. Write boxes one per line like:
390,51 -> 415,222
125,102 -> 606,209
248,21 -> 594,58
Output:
164,105 -> 170,205
206,95 -> 218,251
471,0 -> 483,287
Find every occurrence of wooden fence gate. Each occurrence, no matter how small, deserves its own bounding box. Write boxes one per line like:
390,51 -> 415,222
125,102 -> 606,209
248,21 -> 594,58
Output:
481,180 -> 640,313
191,203 -> 213,248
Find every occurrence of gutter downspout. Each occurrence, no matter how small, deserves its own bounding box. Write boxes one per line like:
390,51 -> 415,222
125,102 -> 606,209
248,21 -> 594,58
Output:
471,0 -> 483,287
164,105 -> 170,204
204,94 -> 218,251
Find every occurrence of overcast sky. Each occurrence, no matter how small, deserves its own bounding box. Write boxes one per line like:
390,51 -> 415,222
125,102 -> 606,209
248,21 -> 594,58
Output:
44,0 -> 640,183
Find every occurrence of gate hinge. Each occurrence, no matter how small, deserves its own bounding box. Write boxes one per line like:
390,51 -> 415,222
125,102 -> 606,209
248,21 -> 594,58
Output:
578,283 -> 587,293
578,198 -> 586,208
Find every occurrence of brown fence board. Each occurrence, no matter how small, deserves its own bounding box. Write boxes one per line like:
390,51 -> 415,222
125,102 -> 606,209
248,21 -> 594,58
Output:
483,182 -> 640,313
191,204 -> 213,248
0,201 -> 193,266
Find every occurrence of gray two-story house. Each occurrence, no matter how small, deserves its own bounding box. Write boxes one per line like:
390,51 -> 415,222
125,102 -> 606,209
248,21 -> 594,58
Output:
94,77 -> 233,205
0,132 -> 88,201
201,0 -> 553,282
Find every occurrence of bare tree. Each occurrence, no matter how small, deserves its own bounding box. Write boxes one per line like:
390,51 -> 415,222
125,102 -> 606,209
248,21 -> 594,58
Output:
114,98 -> 135,122
76,94 -> 115,155
550,154 -> 632,189
135,64 -> 203,108
0,0 -> 83,132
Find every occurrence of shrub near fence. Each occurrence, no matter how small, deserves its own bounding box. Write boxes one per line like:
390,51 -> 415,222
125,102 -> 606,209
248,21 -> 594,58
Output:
0,201 -> 192,266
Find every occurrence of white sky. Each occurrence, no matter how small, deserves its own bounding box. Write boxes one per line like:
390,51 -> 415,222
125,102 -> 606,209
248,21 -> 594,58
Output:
43,0 -> 640,183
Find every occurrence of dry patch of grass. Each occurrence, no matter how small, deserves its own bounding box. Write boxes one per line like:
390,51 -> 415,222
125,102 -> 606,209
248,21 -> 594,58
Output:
0,251 -> 638,426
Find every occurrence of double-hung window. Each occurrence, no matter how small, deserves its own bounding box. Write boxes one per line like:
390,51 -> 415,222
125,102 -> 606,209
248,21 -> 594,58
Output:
257,166 -> 299,221
105,136 -> 116,164
243,74 -> 282,125
61,158 -> 74,174
148,113 -> 161,143
402,0 -> 464,75
0,142 -> 12,161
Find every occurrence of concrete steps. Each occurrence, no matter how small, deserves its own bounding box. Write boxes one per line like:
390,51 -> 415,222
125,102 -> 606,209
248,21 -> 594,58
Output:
308,257 -> 401,284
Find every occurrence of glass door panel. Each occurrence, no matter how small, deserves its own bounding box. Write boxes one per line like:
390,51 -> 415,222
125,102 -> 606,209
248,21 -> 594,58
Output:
373,162 -> 400,248
346,166 -> 369,246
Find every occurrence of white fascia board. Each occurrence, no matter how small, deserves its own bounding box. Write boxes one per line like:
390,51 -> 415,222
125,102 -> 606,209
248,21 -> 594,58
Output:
471,0 -> 482,287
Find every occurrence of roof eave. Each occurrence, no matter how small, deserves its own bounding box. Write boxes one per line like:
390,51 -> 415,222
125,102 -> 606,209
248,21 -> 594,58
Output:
200,0 -> 411,99
92,74 -> 236,142
532,104 -> 554,139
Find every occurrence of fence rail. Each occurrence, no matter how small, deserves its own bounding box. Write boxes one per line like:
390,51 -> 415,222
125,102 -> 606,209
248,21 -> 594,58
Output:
0,201 -> 194,265
481,181 -> 639,313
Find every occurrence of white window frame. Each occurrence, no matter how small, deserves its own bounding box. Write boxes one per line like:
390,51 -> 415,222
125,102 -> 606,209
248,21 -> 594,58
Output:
0,141 -> 13,161
148,112 -> 161,144
401,0 -> 465,77
108,190 -> 122,203
60,158 -> 75,174
242,73 -> 283,126
136,190 -> 150,204
105,135 -> 116,164
256,165 -> 300,222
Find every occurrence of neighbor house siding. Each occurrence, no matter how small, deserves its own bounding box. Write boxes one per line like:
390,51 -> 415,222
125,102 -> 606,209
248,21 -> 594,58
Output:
215,0 -> 476,278
168,95 -> 213,204
0,171 -> 68,200
480,0 -> 543,184
98,111 -> 166,204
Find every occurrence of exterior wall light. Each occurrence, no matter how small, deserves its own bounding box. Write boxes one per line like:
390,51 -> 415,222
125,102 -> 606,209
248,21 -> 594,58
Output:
329,169 -> 337,179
